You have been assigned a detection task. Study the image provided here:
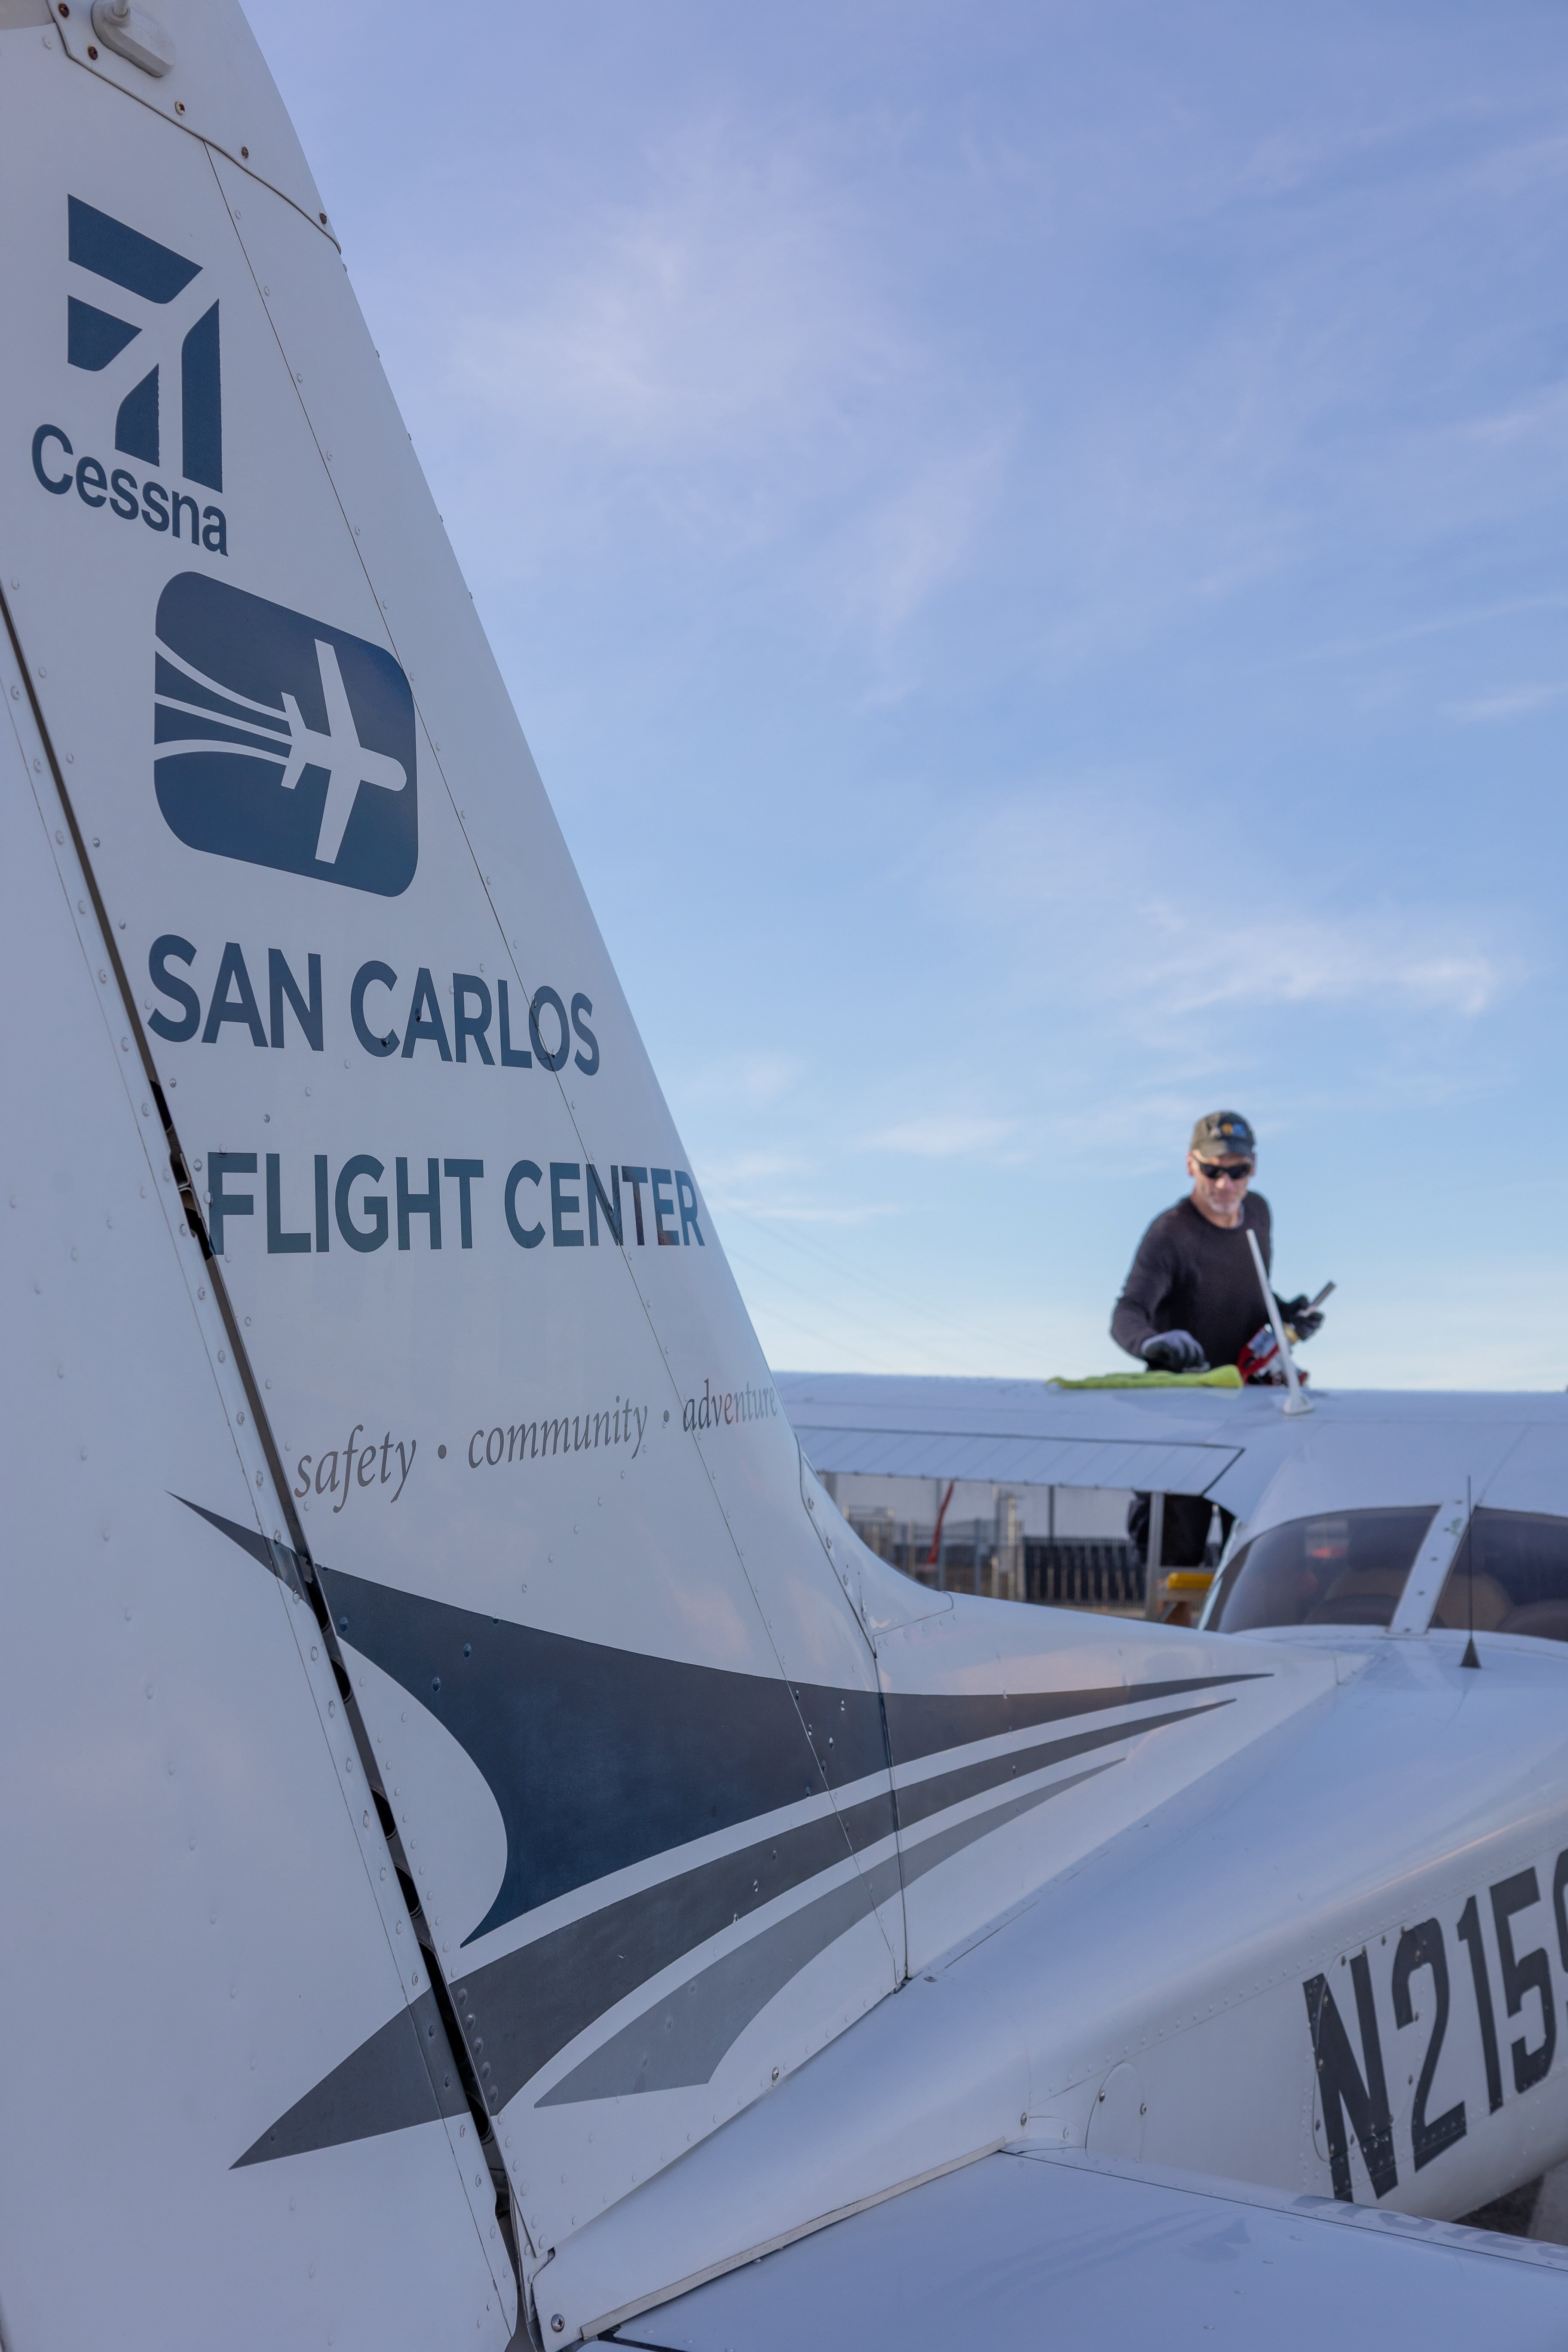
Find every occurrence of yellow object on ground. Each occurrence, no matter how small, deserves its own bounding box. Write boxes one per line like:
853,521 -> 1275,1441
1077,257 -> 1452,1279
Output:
1045,1366 -> 1243,1392
1165,1571 -> 1214,1592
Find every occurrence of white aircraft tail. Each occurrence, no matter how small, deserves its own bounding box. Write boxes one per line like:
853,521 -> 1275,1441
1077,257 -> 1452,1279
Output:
0,9 -> 1337,2343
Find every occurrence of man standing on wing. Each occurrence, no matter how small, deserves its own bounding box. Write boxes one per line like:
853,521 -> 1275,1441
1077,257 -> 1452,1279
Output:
1111,1110 -> 1324,1570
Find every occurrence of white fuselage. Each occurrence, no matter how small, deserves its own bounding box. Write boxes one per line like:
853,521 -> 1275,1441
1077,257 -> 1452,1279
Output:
539,1623 -> 1568,2336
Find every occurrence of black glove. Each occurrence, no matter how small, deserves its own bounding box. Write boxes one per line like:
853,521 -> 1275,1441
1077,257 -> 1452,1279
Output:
1277,1295 -> 1324,1341
1142,1330 -> 1207,1372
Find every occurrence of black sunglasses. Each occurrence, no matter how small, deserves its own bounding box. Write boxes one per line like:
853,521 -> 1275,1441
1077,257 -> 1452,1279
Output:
1195,1159 -> 1253,1182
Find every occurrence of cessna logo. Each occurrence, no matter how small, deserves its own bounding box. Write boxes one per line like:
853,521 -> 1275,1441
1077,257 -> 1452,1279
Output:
154,574 -> 418,895
67,195 -> 220,488
32,197 -> 228,548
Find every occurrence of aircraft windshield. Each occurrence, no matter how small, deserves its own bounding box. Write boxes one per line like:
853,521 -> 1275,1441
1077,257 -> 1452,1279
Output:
1208,1505 -> 1436,1633
1433,1509 -> 1568,1644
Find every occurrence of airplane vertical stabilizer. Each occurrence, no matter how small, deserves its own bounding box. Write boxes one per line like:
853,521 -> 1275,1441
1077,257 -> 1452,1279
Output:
0,5 -> 1338,2334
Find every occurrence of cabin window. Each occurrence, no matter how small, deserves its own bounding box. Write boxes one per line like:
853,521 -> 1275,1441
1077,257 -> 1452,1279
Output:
1432,1509 -> 1568,1644
1208,1506 -> 1437,1633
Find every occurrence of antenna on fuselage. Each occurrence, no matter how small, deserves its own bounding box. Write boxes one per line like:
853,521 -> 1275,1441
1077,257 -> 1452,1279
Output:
1244,1229 -> 1312,1417
1461,1474 -> 1480,1669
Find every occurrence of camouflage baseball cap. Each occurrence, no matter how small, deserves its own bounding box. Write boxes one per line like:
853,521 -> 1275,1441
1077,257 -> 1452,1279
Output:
1190,1109 -> 1256,1161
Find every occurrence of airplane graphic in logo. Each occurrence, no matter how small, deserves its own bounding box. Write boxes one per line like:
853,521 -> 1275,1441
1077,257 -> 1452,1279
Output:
276,641 -> 407,866
154,574 -> 418,894
67,195 -> 220,489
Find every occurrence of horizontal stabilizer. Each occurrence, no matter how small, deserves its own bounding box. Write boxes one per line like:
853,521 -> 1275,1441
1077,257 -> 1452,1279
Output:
612,2146 -> 1568,2352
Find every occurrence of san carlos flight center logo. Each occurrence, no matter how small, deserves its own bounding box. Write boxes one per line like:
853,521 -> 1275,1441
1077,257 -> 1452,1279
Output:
31,196 -> 418,896
153,577 -> 418,897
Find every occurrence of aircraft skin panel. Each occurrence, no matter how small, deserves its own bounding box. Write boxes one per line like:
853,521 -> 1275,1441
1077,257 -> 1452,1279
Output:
775,1368 -> 1568,1530
187,166 -> 876,1733
46,0 -> 330,234
0,583 -> 511,2340
1011,1641 -> 1568,2213
197,132 -> 886,1711
0,9 -> 1344,2276
775,1371 -> 1568,1434
2,50 -> 885,1707
1233,1422 -> 1525,1531
1460,1422 -> 1565,1516
796,1421 -> 1243,1494
0,24 -> 1344,2270
596,2145 -> 1568,2352
536,1635 -> 1568,2340
878,1638 -> 1302,1979
0,20 -> 906,2267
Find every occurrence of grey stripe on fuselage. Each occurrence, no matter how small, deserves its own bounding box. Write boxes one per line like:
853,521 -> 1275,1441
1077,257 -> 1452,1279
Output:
181,1493 -> 1263,1940
181,1500 -> 1258,2159
230,1987 -> 468,2168
459,1700 -> 1231,2109
538,1763 -> 1121,2103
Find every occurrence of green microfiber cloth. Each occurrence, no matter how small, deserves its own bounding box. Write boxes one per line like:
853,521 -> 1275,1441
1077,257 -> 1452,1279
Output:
1046,1366 -> 1243,1391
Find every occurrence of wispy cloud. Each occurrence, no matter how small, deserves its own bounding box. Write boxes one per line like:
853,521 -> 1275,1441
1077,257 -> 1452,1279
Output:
351,100 -> 1023,674
452,131 -> 901,472
1446,683 -> 1566,723
698,1149 -> 809,1189
1125,909 -> 1505,1020
744,1203 -> 897,1227
941,786 -> 1520,1029
859,1115 -> 1018,1158
682,1052 -> 808,1109
832,432 -> 1012,682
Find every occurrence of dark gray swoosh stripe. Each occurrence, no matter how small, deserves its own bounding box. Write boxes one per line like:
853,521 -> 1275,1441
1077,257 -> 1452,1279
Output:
233,1693 -> 1222,2164
458,1699 -> 1229,2110
538,1764 -> 1119,2104
881,1672 -> 1263,1764
230,1988 -> 467,2168
190,1495 -> 1259,2156
895,1699 -> 1229,1831
540,1860 -> 899,2106
452,1783 -> 895,2113
235,1694 -> 1237,2162
181,1498 -> 1268,1950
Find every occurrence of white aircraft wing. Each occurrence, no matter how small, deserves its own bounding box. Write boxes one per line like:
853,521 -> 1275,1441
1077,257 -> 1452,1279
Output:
775,1370 -> 1568,1523
776,1369 -> 1265,1499
610,2146 -> 1568,2352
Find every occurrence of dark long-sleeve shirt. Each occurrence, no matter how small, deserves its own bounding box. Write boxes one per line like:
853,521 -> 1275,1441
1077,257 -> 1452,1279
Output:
1111,1193 -> 1274,1371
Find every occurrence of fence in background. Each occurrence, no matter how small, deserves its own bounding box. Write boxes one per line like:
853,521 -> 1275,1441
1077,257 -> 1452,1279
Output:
1027,1540 -> 1147,1609
847,1513 -> 1147,1611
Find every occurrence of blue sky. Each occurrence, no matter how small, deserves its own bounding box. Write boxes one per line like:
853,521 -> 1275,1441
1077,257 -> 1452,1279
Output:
250,0 -> 1568,1387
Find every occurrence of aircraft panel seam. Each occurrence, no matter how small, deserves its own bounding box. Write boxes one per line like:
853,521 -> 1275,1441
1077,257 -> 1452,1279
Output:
46,23 -> 340,249
200,152 -> 902,2050
0,580 -> 523,2309
199,157 -> 808,1884
561,2136 -> 1011,2343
